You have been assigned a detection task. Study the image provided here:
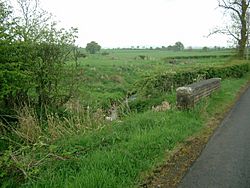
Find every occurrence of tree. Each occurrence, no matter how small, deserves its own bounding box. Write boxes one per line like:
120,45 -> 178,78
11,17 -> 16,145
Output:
203,46 -> 209,51
167,42 -> 185,51
0,0 -> 79,118
86,41 -> 101,54
174,41 -> 185,51
0,0 -> 30,111
214,0 -> 250,59
167,45 -> 173,50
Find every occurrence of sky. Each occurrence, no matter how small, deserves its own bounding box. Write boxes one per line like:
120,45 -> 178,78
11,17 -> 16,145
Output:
16,0 -> 231,48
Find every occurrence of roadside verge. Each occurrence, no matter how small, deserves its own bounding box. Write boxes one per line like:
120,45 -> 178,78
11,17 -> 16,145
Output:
141,77 -> 250,188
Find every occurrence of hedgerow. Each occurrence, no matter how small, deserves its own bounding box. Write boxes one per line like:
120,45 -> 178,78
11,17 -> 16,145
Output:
134,63 -> 249,97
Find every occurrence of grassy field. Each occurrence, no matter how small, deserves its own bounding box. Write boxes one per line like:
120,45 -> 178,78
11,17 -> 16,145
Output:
1,48 -> 250,188
70,49 -> 236,109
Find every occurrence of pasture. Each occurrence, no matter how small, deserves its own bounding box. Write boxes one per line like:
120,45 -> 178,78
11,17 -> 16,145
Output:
2,48 -> 250,188
70,48 -> 235,109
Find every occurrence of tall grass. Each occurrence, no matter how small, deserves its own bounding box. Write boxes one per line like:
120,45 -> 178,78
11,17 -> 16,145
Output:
0,101 -> 109,187
12,103 -> 106,143
15,106 -> 42,144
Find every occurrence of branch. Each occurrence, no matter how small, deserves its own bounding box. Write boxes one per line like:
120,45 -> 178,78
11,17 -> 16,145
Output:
219,0 -> 242,18
208,27 -> 240,42
232,0 -> 242,7
225,26 -> 240,41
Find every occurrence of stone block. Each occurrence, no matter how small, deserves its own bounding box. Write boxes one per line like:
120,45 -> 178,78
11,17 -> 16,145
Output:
176,78 -> 221,109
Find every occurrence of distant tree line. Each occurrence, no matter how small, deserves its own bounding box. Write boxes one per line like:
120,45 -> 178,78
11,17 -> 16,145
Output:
107,42 -> 185,51
98,45 -> 229,51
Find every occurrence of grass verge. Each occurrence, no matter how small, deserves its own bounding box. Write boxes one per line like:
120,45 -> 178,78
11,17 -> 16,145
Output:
141,73 -> 250,188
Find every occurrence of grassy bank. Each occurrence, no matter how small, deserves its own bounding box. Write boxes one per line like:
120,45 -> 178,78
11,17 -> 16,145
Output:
13,72 -> 249,188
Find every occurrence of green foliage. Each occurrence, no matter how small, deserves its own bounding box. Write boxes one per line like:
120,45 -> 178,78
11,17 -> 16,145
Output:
135,62 -> 249,97
16,109 -> 203,188
162,54 -> 233,61
0,0 -> 78,118
0,1 -> 32,116
101,51 -> 109,56
174,41 -> 185,51
86,41 -> 101,54
203,46 -> 209,51
72,49 -> 236,111
0,103 -> 108,185
167,41 -> 185,51
128,94 -> 168,113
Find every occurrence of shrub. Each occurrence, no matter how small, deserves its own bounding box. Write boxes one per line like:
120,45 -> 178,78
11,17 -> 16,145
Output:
134,63 -> 249,97
77,53 -> 87,58
162,54 -> 233,61
101,52 -> 109,56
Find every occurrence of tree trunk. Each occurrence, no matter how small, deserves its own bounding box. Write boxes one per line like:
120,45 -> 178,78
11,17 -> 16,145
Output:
238,0 -> 248,59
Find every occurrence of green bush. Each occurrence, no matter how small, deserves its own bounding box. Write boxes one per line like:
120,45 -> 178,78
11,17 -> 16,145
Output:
128,95 -> 166,113
162,54 -> 233,61
135,63 -> 249,96
205,63 -> 249,78
101,52 -> 109,56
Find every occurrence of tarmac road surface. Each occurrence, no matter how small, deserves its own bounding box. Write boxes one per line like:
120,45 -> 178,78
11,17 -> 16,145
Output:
179,87 -> 250,188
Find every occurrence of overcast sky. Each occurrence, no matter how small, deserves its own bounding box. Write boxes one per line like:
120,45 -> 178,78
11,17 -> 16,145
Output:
32,0 -> 230,48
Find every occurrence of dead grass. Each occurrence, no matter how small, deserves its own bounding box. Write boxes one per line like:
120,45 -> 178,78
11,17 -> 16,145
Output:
15,106 -> 43,144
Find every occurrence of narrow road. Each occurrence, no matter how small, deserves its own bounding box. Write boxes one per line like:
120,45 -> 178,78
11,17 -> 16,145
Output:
179,87 -> 250,188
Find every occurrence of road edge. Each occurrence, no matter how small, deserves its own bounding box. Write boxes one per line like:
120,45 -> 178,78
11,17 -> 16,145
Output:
140,79 -> 250,188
